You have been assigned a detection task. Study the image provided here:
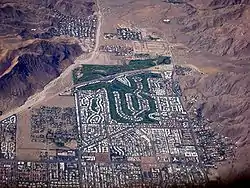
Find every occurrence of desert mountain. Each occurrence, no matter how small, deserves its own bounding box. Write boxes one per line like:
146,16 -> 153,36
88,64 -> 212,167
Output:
0,41 -> 82,114
0,0 -> 95,114
165,0 -> 250,182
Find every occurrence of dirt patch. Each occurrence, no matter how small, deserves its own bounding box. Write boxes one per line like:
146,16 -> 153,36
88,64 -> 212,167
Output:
16,111 -> 46,154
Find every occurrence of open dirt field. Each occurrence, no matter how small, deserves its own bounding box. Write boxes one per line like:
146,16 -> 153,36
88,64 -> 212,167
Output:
133,41 -> 170,55
16,111 -> 46,160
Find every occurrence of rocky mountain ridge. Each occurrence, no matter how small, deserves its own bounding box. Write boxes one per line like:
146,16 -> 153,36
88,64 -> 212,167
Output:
168,0 -> 250,181
0,40 -> 82,114
0,0 -> 94,114
173,0 -> 250,60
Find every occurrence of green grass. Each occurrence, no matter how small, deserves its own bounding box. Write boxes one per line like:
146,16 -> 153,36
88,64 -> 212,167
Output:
157,56 -> 171,65
72,57 -> 171,84
72,65 -> 121,84
136,72 -> 162,93
128,59 -> 156,69
91,98 -> 98,113
79,82 -> 106,90
130,94 -> 140,111
77,72 -> 162,124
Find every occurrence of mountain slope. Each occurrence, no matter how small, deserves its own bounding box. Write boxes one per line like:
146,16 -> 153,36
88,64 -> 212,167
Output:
169,0 -> 250,181
0,40 -> 82,114
0,0 -> 95,114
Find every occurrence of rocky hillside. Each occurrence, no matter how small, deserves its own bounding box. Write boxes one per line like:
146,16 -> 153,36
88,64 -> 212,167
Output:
0,0 -> 95,114
166,0 -> 250,182
0,41 -> 82,114
171,0 -> 250,60
178,68 -> 250,181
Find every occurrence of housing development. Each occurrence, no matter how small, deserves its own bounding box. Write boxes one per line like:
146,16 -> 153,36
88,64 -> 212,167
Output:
0,3 -> 234,188
72,61 -> 233,187
0,58 -> 233,187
